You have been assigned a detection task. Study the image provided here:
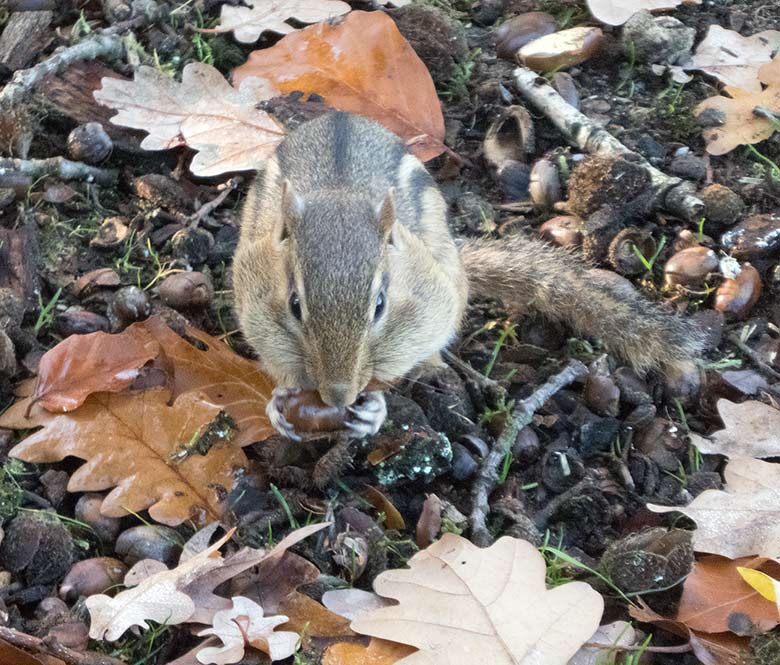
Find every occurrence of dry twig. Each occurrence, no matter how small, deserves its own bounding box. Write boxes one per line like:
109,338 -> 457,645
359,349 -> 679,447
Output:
0,157 -> 117,184
0,626 -> 124,665
513,67 -> 704,221
728,332 -> 780,382
469,358 -> 588,546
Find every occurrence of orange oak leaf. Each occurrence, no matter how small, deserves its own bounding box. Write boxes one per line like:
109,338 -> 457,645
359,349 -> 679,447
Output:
10,389 -> 246,526
323,638 -> 416,665
142,317 -> 275,446
29,325 -> 159,413
232,10 -> 445,161
676,555 -> 780,636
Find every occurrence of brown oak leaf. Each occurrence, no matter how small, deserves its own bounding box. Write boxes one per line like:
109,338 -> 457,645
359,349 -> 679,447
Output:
232,10 -> 445,161
10,389 -> 246,526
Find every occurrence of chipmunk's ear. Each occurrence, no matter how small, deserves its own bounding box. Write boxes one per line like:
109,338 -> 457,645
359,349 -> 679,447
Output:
377,187 -> 398,245
277,179 -> 304,243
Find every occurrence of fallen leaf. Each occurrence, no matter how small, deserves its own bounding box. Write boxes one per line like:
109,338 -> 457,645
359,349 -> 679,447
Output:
142,317 -> 275,447
689,399 -> 780,459
181,523 -> 224,563
277,592 -> 354,637
351,533 -> 604,665
696,83 -> 780,155
94,63 -> 284,176
323,638 -> 416,665
10,389 -> 246,526
759,55 -> 780,86
233,10 -> 445,161
676,556 -> 780,635
211,0 -> 351,43
87,530 -> 234,641
649,457 -> 780,558
683,25 -> 780,92
586,0 -> 701,26
737,567 -> 780,616
629,599 -> 747,665
196,597 -> 298,663
0,637 -> 65,665
363,486 -> 405,531
0,378 -> 55,430
322,589 -> 393,621
415,493 -> 442,549
569,621 -> 637,665
30,325 -> 159,413
124,559 -> 169,586
187,522 -> 330,624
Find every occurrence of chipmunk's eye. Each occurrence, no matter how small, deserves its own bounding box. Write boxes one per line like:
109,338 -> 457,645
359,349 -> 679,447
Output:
373,291 -> 386,321
289,293 -> 302,321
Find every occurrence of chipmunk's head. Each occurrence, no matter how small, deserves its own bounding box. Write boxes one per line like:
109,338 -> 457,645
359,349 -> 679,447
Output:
234,180 -> 399,407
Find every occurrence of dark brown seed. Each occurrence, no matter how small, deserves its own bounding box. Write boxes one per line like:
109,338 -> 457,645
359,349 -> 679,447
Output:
663,246 -> 719,288
112,286 -> 151,325
159,271 -> 214,310
495,12 -> 556,61
59,557 -> 127,601
66,123 -> 112,164
539,215 -> 584,249
714,263 -> 762,319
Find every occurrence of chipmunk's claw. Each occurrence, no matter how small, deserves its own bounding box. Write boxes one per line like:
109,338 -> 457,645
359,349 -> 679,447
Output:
345,391 -> 387,438
266,387 -> 302,441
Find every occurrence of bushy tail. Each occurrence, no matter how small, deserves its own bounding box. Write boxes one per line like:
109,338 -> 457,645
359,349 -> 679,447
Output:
459,235 -> 704,374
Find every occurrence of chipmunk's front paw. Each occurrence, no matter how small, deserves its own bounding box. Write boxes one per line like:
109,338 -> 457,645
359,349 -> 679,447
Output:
266,387 -> 302,441
345,391 -> 387,438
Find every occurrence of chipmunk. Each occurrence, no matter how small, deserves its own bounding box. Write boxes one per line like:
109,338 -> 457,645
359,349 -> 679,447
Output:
232,111 -> 703,439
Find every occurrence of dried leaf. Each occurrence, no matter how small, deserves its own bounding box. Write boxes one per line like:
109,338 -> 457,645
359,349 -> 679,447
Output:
586,0 -> 700,26
676,556 -> 780,635
629,600 -> 748,665
322,589 -> 393,621
30,325 -> 159,413
0,378 -> 55,430
186,522 -> 329,624
696,84 -> 780,155
415,494 -> 442,549
683,25 -> 780,92
181,523 -> 224,563
689,399 -> 780,459
197,597 -> 298,663
212,0 -> 350,43
124,560 -> 169,587
323,638 -> 416,665
649,457 -> 780,558
737,568 -> 780,614
10,389 -> 246,526
87,530 -> 234,641
759,55 -> 780,86
351,533 -> 604,665
94,63 -> 284,177
142,317 -> 275,447
363,486 -> 405,531
233,10 -> 445,161
277,592 -> 354,637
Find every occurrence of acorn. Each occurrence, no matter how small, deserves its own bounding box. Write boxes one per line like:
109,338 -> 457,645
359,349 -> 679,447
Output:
608,226 -> 656,276
529,159 -> 561,210
59,558 -> 127,602
519,27 -> 604,72
115,525 -> 181,566
663,246 -> 719,288
495,12 -> 556,61
714,263 -> 762,319
67,123 -> 112,164
112,286 -> 151,326
584,368 -> 620,417
75,493 -> 122,543
283,390 -> 348,434
539,215 -> 584,249
483,106 -> 535,170
159,271 -> 214,310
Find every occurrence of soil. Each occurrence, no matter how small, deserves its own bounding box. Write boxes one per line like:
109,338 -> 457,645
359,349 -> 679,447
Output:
0,0 -> 779,663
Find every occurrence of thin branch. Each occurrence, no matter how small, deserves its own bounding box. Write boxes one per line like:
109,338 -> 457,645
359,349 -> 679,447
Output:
513,67 -> 704,221
0,157 -> 117,184
728,332 -> 780,382
582,640 -> 692,654
470,359 -> 588,546
0,626 -> 125,665
188,176 -> 243,228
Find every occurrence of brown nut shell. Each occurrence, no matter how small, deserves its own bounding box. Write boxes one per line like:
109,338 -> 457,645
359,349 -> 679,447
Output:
483,106 -> 535,169
714,263 -> 762,319
539,215 -> 583,249
519,27 -> 603,72
609,227 -> 656,276
283,390 -> 349,433
495,12 -> 556,61
663,246 -> 719,288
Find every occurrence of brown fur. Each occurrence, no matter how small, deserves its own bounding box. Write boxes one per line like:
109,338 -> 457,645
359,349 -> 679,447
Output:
234,111 -> 702,406
460,234 -> 705,373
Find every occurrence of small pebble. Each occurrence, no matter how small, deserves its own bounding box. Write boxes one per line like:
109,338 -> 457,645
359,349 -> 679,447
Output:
75,493 -> 122,544
115,525 -> 181,566
721,213 -> 780,259
669,153 -> 706,181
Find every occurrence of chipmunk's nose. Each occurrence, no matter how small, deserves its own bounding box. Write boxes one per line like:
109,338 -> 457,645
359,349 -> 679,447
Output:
320,383 -> 358,408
